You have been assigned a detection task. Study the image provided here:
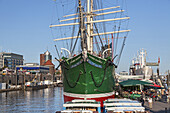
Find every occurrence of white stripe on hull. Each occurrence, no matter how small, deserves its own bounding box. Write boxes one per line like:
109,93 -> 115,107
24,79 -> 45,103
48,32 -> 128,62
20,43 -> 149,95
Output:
64,91 -> 115,98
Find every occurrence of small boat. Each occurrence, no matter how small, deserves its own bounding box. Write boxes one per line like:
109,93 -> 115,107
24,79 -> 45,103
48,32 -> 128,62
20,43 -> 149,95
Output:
56,98 -> 145,113
57,80 -> 63,87
25,84 -> 48,91
58,99 -> 101,113
103,98 -> 145,113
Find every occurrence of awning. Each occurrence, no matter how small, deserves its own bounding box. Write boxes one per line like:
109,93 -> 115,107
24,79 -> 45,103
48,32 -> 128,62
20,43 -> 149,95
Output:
119,79 -> 153,87
148,83 -> 164,89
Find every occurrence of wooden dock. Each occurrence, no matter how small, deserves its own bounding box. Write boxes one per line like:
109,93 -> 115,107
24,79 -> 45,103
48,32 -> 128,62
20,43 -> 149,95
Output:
0,88 -> 21,93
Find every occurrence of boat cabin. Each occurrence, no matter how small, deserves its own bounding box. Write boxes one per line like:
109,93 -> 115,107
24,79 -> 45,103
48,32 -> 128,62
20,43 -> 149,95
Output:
62,99 -> 101,113
103,98 -> 145,113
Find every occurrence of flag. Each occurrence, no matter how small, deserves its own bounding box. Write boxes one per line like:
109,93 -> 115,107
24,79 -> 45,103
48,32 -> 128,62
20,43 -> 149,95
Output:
158,57 -> 160,63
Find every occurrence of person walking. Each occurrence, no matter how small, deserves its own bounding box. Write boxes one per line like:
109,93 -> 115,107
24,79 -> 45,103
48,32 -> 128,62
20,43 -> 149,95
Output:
139,92 -> 145,106
148,97 -> 153,109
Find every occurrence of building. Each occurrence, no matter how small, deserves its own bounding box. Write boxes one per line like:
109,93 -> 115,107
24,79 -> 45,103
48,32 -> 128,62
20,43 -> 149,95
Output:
40,50 -> 55,75
0,53 -> 3,69
40,50 -> 52,66
40,54 -> 45,66
16,63 -> 49,74
119,71 -> 129,75
43,60 -> 55,75
0,52 -> 23,70
15,64 -> 50,84
24,63 -> 39,66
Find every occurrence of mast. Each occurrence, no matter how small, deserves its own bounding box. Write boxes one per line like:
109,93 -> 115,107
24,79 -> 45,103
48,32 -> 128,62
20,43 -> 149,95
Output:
50,0 -> 130,55
90,0 -> 93,54
87,0 -> 90,52
79,0 -> 86,51
87,0 -> 93,53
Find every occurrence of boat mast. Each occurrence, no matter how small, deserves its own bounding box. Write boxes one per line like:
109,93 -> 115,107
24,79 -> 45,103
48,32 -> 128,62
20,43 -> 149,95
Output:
87,0 -> 93,53
50,1 -> 131,55
87,0 -> 90,52
79,0 -> 87,51
90,0 -> 93,54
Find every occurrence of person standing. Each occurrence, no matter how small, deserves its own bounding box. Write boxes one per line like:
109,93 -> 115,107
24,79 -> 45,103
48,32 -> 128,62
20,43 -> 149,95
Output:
167,94 -> 169,103
141,97 -> 145,106
148,97 -> 153,109
142,92 -> 145,106
166,89 -> 169,103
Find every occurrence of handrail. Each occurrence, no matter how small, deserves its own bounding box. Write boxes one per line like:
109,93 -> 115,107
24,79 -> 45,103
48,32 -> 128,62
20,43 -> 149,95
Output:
102,48 -> 111,58
61,48 -> 71,58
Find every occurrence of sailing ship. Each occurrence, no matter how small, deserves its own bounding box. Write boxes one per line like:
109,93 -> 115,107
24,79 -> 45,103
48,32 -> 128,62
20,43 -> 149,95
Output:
50,0 -> 130,107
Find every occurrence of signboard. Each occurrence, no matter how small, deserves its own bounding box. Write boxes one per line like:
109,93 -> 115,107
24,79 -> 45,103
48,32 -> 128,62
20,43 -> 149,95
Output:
146,62 -> 159,66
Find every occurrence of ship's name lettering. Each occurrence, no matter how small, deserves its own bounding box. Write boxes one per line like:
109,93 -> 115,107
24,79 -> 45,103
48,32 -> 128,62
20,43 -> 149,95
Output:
70,56 -> 81,64
87,59 -> 102,68
71,60 -> 82,68
88,55 -> 102,64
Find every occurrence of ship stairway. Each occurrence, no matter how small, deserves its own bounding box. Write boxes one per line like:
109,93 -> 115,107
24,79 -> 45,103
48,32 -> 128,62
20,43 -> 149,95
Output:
155,75 -> 165,88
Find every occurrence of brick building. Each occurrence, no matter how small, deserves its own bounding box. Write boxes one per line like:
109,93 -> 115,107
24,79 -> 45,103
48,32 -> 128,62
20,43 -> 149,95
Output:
40,50 -> 55,75
40,50 -> 52,66
43,60 -> 55,75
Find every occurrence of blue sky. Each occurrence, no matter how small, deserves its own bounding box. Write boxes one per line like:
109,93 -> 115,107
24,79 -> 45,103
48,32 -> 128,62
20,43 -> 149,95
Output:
0,0 -> 170,74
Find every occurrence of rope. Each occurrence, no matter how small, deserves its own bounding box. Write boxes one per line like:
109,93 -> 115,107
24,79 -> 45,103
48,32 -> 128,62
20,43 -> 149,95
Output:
64,70 -> 82,88
90,60 -> 111,88
115,8 -> 123,55
71,29 -> 80,55
116,36 -> 126,66
100,0 -> 107,45
70,7 -> 79,53
94,23 -> 104,49
62,55 -> 83,88
54,45 -> 60,59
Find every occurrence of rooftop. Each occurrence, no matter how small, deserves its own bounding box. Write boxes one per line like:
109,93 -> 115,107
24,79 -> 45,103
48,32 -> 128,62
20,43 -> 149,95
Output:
43,60 -> 54,66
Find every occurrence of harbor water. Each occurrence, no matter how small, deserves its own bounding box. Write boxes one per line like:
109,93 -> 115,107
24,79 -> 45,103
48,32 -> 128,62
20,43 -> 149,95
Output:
0,87 -> 64,112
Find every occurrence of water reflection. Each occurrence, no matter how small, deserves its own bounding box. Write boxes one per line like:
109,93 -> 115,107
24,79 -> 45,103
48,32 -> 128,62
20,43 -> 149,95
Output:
0,87 -> 64,113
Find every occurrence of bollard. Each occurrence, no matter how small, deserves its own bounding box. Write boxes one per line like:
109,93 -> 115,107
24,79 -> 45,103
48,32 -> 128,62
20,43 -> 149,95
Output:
165,107 -> 167,113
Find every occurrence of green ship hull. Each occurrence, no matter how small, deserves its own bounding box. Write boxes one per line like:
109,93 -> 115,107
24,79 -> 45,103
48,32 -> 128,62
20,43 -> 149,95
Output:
61,52 -> 115,95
